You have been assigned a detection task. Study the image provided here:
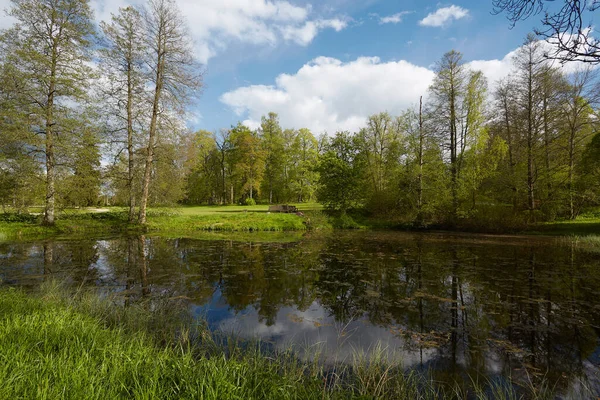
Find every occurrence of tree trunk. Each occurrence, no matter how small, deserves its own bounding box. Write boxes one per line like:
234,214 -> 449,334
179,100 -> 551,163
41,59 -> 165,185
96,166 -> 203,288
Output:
139,33 -> 165,224
127,59 -> 136,223
43,42 -> 58,226
527,60 -> 535,221
450,78 -> 458,221
416,96 -> 424,224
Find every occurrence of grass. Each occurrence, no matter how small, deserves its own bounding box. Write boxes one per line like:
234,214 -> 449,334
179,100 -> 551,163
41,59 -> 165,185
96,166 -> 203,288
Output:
1,282 -> 579,399
0,204 -> 331,241
0,202 -> 598,244
0,286 -> 327,399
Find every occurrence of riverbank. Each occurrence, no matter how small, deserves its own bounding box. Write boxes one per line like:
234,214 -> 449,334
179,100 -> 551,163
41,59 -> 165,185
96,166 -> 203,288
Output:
0,283 -> 567,399
0,205 -> 331,241
0,205 -> 599,243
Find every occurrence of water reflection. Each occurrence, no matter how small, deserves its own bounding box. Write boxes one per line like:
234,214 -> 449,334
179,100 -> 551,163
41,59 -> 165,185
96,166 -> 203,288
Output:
1,231 -> 599,396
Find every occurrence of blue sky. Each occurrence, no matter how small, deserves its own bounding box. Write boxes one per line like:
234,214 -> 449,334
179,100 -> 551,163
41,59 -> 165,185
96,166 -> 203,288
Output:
0,0 -> 540,134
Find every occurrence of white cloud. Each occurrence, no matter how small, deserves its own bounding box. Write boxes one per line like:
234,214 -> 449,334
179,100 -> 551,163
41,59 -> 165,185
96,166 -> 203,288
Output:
466,38 -> 596,93
0,0 -> 348,64
379,11 -> 411,25
220,56 -> 436,134
281,18 -> 348,46
100,0 -> 347,63
419,5 -> 469,27
220,39 -> 598,135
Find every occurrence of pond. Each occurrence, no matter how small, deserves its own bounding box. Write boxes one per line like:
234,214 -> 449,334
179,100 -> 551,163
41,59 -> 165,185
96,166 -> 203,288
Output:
1,231 -> 599,397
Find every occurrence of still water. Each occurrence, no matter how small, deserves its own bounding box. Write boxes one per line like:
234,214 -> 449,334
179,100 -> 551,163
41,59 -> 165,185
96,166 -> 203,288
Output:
1,231 -> 599,396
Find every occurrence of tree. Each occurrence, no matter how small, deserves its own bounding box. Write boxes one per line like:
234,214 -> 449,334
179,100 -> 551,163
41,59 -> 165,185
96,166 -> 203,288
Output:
494,77 -> 521,210
229,123 -> 265,202
289,128 -> 319,202
401,100 -> 447,224
62,125 -> 101,207
0,0 -> 95,224
99,6 -> 146,222
513,34 -> 548,220
357,112 -> 403,210
429,50 -> 471,220
183,130 -> 219,204
316,131 -> 364,213
138,0 -> 202,224
260,112 -> 284,204
457,71 -> 505,214
493,0 -> 600,63
561,67 -> 599,218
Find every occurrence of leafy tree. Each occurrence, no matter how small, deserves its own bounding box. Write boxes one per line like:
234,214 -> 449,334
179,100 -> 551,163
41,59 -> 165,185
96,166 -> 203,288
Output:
401,99 -> 448,224
61,126 -> 102,207
0,0 -> 96,224
316,131 -> 364,213
357,112 -> 403,211
183,130 -> 219,204
229,123 -> 265,202
260,112 -> 285,203
289,128 -> 319,202
429,50 -> 488,221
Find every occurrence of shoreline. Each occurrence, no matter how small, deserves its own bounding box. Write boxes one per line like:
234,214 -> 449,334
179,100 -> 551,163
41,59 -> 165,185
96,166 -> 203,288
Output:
0,207 -> 599,244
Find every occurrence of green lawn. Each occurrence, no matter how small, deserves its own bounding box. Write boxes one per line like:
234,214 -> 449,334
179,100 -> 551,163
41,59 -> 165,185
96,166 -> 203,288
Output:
0,204 -> 329,241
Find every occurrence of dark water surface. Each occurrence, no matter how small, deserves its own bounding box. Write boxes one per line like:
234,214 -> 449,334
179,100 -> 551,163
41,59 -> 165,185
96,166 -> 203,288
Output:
1,231 -> 599,396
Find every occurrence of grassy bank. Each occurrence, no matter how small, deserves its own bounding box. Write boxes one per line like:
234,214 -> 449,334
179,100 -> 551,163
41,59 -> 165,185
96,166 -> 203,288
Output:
1,204 -> 599,243
1,283 -> 575,399
0,204 -> 331,241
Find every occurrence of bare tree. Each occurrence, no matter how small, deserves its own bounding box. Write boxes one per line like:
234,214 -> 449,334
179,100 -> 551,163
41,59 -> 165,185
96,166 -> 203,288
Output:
493,0 -> 600,63
513,34 -> 547,220
138,0 -> 202,224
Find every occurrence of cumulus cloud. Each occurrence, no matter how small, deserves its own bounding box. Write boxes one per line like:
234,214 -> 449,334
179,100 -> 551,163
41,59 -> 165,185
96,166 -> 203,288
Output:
220,56 -> 436,134
220,39 -> 598,135
467,38 -> 596,93
0,0 -> 348,64
419,5 -> 469,27
379,11 -> 412,25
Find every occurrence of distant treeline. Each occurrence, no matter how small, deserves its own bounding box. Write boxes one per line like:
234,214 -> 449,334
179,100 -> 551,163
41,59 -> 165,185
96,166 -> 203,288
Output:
0,0 -> 599,227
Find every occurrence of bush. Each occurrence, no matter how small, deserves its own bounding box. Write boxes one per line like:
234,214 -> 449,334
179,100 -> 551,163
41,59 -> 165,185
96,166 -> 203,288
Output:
244,197 -> 256,206
0,213 -> 39,223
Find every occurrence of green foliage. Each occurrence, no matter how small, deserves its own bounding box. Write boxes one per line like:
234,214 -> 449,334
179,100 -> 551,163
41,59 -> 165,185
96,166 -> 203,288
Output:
244,197 -> 257,206
61,126 -> 102,207
0,213 -> 39,223
230,123 -> 266,202
316,131 -> 365,213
